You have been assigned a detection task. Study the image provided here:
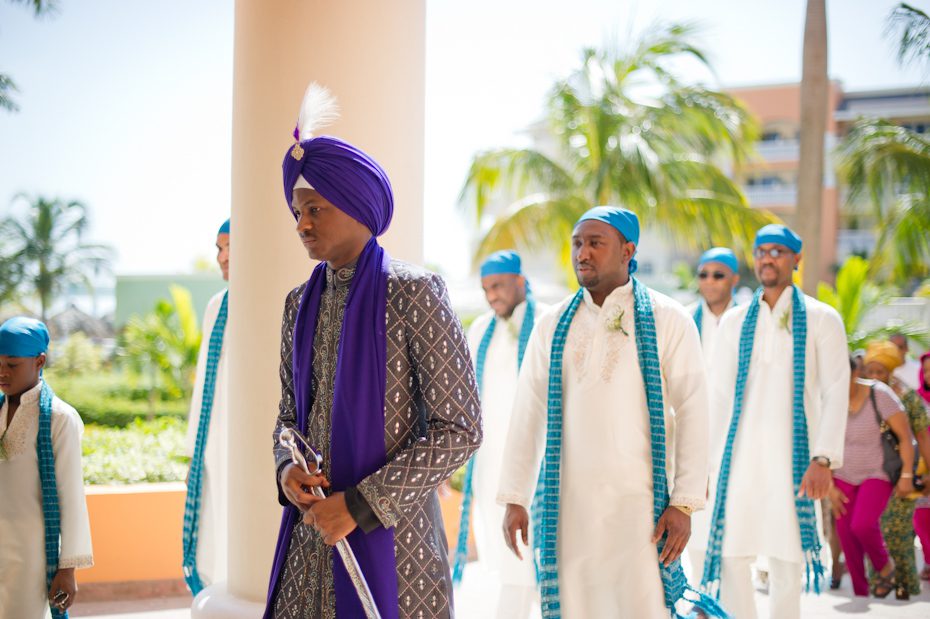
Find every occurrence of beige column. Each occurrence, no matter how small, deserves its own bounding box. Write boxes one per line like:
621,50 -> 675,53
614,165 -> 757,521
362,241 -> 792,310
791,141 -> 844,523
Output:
194,1 -> 425,616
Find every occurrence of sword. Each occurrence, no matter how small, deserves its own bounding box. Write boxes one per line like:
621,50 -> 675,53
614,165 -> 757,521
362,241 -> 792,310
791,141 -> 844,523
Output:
278,428 -> 382,619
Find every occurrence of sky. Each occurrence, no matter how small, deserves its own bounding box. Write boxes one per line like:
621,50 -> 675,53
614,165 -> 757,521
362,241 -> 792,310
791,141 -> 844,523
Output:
1,0 -> 927,281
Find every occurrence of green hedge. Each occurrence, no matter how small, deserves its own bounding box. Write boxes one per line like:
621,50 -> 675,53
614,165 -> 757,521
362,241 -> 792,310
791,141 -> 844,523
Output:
45,369 -> 188,428
82,417 -> 189,485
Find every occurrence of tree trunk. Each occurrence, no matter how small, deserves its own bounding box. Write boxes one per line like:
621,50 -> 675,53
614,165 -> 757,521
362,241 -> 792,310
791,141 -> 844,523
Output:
797,0 -> 829,292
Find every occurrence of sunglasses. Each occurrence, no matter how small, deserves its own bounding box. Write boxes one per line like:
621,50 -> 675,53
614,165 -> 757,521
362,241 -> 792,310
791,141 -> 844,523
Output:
698,271 -> 727,280
753,247 -> 791,259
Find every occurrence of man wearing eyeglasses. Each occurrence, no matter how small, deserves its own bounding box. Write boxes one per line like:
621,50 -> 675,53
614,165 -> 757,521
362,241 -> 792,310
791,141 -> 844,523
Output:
685,247 -> 739,584
690,248 -> 740,366
701,225 -> 849,619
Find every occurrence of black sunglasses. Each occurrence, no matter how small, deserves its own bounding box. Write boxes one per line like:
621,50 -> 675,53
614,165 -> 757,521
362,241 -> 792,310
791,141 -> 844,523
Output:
698,271 -> 727,280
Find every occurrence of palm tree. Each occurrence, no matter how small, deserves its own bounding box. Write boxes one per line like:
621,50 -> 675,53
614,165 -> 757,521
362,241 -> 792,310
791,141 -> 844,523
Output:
0,251 -> 24,307
831,2 -> 930,287
796,0 -> 829,293
120,285 -> 202,410
817,255 -> 928,350
0,194 -> 113,320
1,1 -> 58,112
835,118 -> 930,285
459,23 -> 776,279
887,3 -> 930,72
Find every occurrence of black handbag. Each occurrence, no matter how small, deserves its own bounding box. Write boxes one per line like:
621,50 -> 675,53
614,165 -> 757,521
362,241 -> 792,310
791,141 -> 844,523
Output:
870,386 -> 903,485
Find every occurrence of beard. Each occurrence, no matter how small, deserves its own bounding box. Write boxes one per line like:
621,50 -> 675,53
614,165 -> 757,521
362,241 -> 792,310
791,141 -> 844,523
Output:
757,265 -> 781,287
574,268 -> 599,289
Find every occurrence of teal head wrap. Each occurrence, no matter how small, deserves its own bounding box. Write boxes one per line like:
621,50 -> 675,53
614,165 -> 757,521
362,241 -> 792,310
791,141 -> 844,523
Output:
480,250 -> 522,277
754,224 -> 801,253
576,206 -> 640,274
698,247 -> 738,274
0,317 -> 49,357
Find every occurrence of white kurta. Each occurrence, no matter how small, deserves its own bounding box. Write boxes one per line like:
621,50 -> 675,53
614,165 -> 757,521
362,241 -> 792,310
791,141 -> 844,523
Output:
497,280 -> 709,617
684,297 -> 732,578
0,381 -> 93,619
466,301 -> 542,593
687,298 -> 735,368
708,288 -> 848,563
184,289 -> 229,586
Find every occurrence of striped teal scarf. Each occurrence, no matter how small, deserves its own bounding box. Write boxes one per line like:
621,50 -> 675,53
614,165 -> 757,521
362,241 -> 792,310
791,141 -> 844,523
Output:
537,279 -> 728,618
452,296 -> 536,585
2,381 -> 67,618
701,285 -> 823,596
182,291 -> 228,595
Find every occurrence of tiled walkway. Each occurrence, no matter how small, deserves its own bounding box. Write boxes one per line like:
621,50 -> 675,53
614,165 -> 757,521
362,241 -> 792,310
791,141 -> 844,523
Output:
72,561 -> 930,618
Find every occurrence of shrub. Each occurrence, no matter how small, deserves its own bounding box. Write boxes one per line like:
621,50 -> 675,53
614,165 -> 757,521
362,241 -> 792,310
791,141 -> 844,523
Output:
50,332 -> 103,375
82,417 -> 190,485
46,369 -> 189,427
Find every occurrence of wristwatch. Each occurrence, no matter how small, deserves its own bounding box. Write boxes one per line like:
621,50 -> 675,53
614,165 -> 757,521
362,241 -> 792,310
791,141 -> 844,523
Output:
811,456 -> 831,468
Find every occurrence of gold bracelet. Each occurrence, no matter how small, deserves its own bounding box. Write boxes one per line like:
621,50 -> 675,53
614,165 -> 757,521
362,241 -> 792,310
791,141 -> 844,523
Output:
672,504 -> 693,516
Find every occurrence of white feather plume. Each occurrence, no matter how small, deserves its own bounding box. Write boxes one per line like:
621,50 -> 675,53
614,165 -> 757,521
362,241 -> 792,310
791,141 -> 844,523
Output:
297,82 -> 339,141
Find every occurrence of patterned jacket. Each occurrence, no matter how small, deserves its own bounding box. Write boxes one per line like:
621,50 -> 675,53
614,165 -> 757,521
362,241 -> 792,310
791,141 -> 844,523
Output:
272,259 -> 482,618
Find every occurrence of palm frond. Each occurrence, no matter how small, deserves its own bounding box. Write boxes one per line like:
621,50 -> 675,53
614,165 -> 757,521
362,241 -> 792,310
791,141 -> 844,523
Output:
887,3 -> 930,69
0,74 -> 19,113
459,148 -> 575,224
464,23 -> 766,275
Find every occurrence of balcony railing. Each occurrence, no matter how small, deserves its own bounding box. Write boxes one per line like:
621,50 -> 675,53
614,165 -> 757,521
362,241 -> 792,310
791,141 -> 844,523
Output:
836,229 -> 876,260
744,185 -> 797,207
755,139 -> 800,161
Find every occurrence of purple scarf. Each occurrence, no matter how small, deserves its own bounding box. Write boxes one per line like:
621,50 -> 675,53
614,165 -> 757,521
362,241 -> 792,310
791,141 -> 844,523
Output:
264,238 -> 397,618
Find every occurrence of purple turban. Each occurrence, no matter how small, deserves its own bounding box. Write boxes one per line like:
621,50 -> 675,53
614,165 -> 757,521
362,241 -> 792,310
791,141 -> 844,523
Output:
282,136 -> 394,236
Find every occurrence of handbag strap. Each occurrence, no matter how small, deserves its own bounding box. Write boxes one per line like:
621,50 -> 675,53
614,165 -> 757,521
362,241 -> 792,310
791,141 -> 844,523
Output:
869,384 -> 882,429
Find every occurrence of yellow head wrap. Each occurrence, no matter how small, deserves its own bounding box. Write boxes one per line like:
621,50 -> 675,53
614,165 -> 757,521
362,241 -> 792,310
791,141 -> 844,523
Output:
864,340 -> 904,372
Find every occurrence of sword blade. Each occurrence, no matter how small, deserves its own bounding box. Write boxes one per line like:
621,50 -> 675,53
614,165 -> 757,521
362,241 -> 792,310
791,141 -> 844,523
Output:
279,430 -> 383,619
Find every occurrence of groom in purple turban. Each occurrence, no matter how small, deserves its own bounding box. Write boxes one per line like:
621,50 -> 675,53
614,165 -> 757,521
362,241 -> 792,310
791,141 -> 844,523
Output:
265,102 -> 482,618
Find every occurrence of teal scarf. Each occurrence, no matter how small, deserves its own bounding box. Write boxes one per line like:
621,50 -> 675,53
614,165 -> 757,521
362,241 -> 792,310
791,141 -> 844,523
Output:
182,291 -> 228,595
536,279 -> 728,618
2,381 -> 67,619
693,303 -> 703,338
452,297 -> 536,585
702,286 -> 823,595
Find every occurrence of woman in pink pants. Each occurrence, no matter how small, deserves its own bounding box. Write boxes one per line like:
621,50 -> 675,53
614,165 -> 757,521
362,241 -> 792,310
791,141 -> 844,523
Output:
830,358 -> 915,597
916,351 -> 930,581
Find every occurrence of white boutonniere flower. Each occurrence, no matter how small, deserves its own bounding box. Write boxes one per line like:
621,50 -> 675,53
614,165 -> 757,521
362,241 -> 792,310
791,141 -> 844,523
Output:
779,309 -> 791,333
606,307 -> 629,336
506,320 -> 519,340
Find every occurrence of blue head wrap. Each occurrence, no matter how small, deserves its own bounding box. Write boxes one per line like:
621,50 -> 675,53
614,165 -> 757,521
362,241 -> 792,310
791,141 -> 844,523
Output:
282,136 -> 394,236
754,224 -> 802,253
480,250 -> 522,278
217,219 -> 230,236
698,247 -> 739,274
576,206 -> 641,274
0,317 -> 50,357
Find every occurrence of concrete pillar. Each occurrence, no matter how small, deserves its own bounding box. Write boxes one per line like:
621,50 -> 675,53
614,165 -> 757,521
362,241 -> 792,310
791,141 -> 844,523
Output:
193,1 -> 425,616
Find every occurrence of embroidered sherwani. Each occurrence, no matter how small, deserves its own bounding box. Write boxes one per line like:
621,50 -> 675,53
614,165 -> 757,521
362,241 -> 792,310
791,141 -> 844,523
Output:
0,382 -> 93,618
465,301 -> 544,616
184,288 -> 228,587
271,260 -> 482,619
496,280 -> 709,617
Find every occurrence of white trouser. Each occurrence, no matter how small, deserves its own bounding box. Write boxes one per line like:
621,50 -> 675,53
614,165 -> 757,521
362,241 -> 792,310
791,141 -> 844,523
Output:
720,556 -> 802,619
494,582 -> 538,619
686,545 -> 706,584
